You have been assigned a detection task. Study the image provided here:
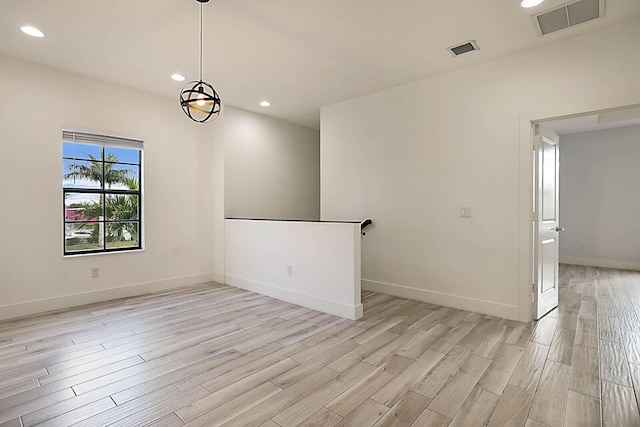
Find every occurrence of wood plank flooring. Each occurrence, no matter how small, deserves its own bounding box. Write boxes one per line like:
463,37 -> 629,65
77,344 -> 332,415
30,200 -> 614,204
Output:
0,265 -> 639,426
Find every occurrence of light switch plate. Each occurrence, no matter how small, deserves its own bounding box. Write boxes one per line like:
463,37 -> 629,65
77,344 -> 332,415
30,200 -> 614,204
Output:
460,207 -> 472,218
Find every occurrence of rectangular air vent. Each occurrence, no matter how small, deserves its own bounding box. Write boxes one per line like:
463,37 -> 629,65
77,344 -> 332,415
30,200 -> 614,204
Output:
533,0 -> 604,36
447,40 -> 480,57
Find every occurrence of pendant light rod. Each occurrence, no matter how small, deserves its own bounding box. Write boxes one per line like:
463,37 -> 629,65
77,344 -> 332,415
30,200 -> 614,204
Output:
199,1 -> 203,82
196,0 -> 209,84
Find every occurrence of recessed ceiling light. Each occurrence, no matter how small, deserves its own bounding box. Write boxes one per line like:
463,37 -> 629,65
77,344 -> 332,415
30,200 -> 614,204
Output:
21,26 -> 45,38
171,74 -> 186,82
260,101 -> 271,107
521,0 -> 544,8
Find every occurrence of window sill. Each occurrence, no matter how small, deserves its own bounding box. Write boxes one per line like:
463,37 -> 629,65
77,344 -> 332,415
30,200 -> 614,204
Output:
63,248 -> 145,258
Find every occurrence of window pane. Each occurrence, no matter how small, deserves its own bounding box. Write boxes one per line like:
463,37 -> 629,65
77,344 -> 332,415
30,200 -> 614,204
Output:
65,193 -> 103,221
63,159 -> 103,189
65,222 -> 103,253
62,142 -> 102,161
106,222 -> 139,249
108,164 -> 139,190
105,194 -> 139,221
105,146 -> 140,165
62,142 -> 74,159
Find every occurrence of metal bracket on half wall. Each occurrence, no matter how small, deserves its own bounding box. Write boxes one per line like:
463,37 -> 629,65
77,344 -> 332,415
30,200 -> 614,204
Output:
361,218 -> 373,236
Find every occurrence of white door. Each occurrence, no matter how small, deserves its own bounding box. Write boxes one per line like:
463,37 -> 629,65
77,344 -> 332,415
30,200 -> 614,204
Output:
534,125 -> 562,319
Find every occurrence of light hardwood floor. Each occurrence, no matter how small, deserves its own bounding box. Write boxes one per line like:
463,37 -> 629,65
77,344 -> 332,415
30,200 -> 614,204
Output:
0,265 -> 639,426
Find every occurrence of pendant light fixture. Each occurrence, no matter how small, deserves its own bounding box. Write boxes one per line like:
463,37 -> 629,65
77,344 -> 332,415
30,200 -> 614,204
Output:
180,0 -> 221,123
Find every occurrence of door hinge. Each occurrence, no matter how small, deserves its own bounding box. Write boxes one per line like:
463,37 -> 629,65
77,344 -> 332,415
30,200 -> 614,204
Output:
532,284 -> 535,302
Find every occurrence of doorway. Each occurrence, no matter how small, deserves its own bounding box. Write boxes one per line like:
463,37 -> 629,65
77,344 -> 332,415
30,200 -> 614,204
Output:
522,102 -> 640,322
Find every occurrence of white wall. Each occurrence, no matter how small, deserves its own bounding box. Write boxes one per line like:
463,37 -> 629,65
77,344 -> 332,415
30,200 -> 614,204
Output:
321,19 -> 640,321
0,55 -> 219,319
559,125 -> 640,270
224,108 -> 320,220
225,219 -> 362,319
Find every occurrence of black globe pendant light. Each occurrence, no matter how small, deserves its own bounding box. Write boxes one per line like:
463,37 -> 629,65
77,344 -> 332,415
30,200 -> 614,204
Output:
180,0 -> 221,123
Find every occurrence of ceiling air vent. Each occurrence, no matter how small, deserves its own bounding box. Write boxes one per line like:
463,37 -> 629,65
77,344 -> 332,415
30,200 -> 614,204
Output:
447,40 -> 480,57
533,0 -> 604,36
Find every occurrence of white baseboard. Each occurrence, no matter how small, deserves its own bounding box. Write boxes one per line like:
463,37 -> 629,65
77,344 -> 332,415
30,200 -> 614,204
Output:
559,256 -> 640,271
362,278 -> 519,321
0,273 -> 215,321
212,272 -> 225,284
225,275 -> 363,320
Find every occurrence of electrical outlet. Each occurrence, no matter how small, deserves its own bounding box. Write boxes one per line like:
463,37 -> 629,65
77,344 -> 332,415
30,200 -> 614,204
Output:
286,265 -> 292,276
579,242 -> 585,250
91,268 -> 99,278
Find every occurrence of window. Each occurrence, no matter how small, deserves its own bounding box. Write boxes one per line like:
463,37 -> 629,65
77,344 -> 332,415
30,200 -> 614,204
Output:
62,130 -> 143,255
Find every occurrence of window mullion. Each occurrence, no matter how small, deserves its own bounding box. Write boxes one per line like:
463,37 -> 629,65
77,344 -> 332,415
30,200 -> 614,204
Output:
102,146 -> 106,251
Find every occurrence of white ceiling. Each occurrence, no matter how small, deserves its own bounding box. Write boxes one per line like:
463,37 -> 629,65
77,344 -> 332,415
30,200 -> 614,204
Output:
1,0 -> 639,130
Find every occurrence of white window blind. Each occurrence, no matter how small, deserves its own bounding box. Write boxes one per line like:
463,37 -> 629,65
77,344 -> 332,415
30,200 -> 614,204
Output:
62,130 -> 143,150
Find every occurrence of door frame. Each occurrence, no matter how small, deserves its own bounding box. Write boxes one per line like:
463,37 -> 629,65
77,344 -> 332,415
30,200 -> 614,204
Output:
517,97 -> 640,323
